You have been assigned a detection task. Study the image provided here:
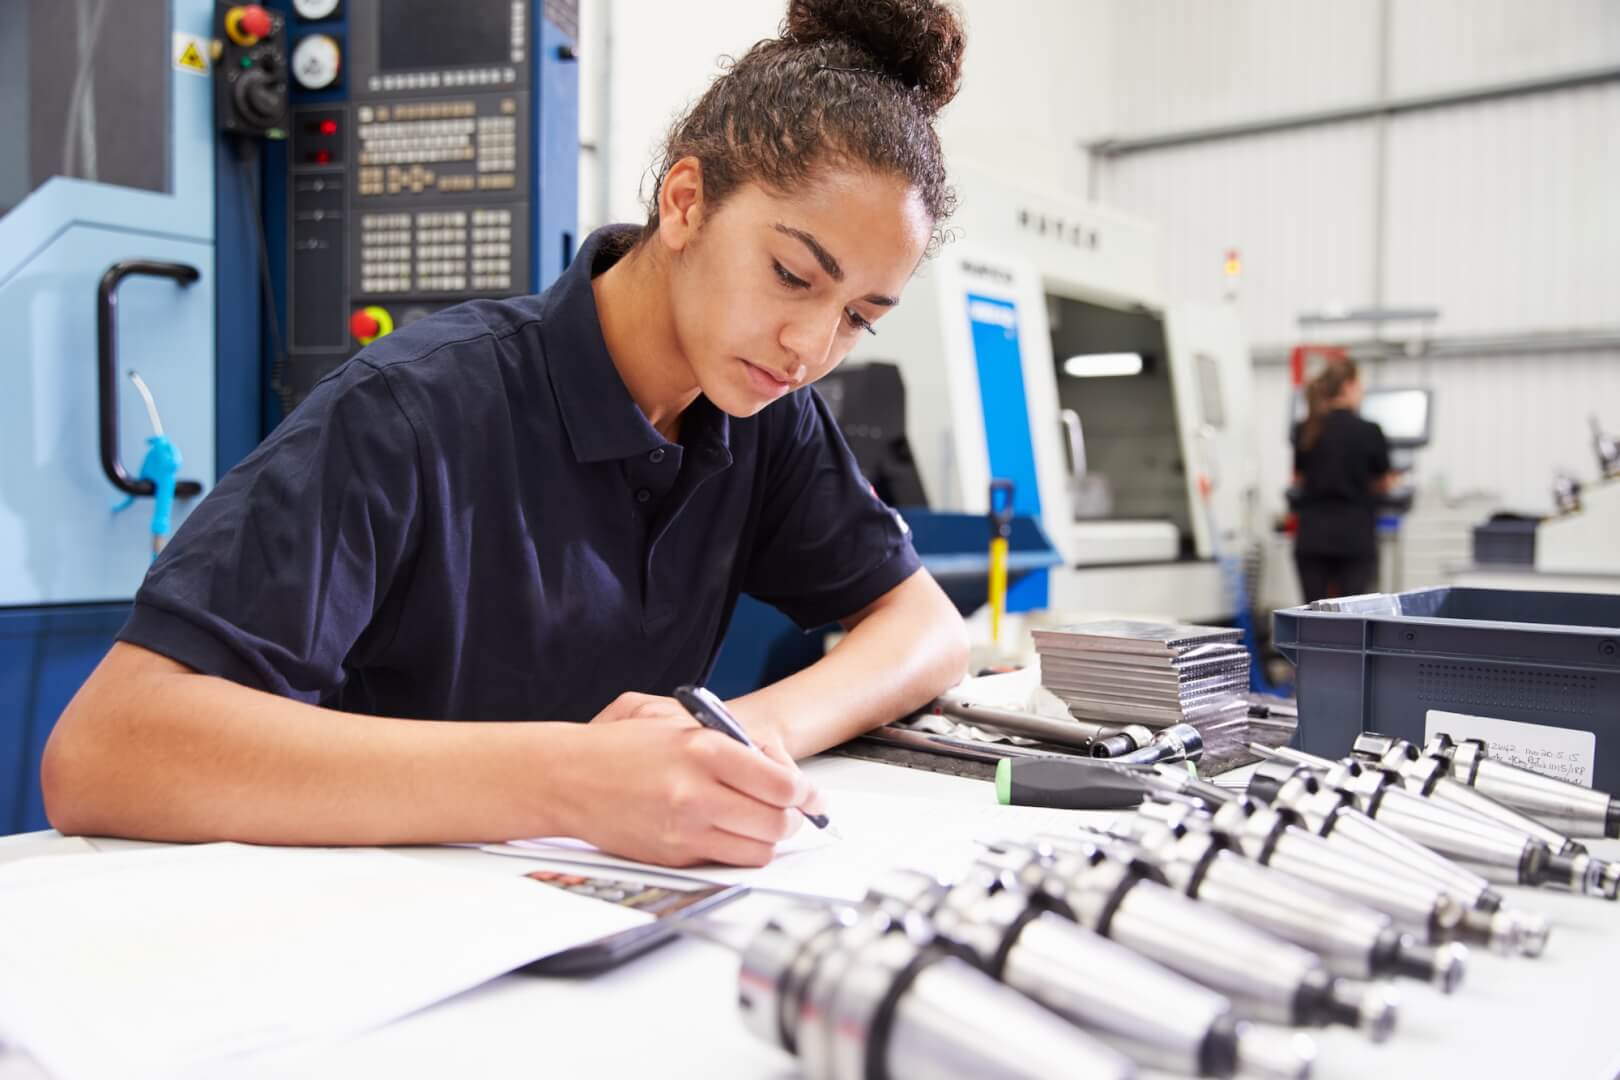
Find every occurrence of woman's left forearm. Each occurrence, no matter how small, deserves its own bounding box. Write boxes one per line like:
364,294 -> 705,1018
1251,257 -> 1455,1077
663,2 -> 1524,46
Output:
732,570 -> 970,759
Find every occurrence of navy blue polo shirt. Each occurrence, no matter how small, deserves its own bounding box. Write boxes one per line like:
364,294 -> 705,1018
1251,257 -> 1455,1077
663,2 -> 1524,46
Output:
118,226 -> 921,722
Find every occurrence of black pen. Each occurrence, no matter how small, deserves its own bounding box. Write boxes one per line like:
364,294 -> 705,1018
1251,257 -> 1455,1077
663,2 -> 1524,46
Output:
674,684 -> 834,832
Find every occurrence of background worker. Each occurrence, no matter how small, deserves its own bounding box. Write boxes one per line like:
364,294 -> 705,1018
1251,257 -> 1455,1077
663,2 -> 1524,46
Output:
1291,358 -> 1400,601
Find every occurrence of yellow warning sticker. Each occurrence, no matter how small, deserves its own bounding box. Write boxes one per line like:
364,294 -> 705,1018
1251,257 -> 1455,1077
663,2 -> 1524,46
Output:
174,31 -> 209,75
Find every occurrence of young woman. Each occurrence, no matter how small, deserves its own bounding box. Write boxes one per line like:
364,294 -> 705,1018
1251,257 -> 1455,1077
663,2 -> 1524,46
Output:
42,0 -> 971,867
1291,359 -> 1398,601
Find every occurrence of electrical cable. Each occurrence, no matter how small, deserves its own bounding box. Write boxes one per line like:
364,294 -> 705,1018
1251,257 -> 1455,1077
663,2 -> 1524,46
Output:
232,138 -> 292,417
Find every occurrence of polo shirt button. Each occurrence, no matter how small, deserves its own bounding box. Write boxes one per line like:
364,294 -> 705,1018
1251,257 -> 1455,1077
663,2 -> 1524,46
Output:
649,448 -> 665,463
635,488 -> 651,503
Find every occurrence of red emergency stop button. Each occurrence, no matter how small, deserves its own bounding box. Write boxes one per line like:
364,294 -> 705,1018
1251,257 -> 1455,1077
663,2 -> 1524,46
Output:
241,5 -> 272,37
350,305 -> 394,345
225,5 -> 273,46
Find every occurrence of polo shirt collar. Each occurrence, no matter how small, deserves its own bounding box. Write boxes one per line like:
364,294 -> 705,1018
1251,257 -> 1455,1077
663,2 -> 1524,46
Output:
541,225 -> 730,465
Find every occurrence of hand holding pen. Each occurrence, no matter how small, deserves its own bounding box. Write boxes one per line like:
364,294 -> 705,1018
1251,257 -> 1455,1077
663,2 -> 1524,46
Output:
675,685 -> 837,834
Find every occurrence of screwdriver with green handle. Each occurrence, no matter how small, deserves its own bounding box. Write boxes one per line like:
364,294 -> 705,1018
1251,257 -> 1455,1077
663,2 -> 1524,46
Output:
995,756 -> 1157,811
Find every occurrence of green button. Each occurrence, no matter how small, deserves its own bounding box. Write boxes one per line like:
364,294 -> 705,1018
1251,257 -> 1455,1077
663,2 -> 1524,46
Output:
996,757 -> 1011,805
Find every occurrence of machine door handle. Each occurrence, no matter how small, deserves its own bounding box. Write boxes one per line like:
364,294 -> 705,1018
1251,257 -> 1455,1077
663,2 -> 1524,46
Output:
1060,408 -> 1088,478
97,260 -> 205,499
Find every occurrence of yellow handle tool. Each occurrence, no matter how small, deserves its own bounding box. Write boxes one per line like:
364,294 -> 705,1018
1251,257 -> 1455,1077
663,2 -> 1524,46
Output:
988,479 -> 1015,645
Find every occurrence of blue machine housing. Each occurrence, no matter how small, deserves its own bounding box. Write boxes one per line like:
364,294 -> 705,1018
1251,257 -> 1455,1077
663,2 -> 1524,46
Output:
0,0 -> 579,835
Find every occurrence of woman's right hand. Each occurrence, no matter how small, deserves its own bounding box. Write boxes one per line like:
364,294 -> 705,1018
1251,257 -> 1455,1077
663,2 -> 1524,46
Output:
562,693 -> 825,868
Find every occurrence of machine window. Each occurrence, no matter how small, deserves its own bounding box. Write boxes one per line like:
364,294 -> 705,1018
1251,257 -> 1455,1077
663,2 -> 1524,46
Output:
0,0 -> 170,218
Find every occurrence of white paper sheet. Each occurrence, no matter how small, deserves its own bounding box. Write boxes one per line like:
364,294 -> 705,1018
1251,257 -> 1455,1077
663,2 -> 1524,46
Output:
0,843 -> 651,1080
486,789 -> 1113,901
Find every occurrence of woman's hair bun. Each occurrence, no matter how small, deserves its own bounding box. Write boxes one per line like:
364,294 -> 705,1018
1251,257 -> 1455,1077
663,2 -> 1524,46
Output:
785,0 -> 966,115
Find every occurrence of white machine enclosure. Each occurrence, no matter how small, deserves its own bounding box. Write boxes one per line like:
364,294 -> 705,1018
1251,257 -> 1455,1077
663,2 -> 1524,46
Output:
852,163 -> 1258,619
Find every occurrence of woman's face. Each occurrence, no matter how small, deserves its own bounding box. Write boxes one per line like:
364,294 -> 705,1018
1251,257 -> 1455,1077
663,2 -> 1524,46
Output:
662,165 -> 932,417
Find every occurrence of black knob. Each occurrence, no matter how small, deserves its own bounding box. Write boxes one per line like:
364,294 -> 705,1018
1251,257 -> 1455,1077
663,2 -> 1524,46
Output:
235,70 -> 286,128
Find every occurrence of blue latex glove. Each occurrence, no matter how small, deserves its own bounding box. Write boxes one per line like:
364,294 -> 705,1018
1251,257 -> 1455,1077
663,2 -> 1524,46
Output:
112,435 -> 182,558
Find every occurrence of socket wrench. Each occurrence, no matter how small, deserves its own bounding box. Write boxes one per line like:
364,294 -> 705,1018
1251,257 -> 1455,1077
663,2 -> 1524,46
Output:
738,904 -> 1136,1080
864,866 -> 1314,1079
1110,815 -> 1466,991
1100,722 -> 1206,766
988,838 -> 1398,1041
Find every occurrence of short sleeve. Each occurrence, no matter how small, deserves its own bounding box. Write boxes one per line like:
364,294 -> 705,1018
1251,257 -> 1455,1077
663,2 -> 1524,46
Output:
117,361 -> 424,702
743,390 -> 922,629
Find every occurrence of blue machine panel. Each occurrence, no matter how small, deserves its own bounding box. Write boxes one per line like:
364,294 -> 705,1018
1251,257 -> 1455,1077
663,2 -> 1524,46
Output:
967,294 -> 1048,610
0,606 -> 129,835
0,0 -> 218,835
0,0 -> 218,608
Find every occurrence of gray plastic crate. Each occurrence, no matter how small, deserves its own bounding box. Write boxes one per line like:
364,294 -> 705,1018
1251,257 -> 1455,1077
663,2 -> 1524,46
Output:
1273,588 -> 1620,791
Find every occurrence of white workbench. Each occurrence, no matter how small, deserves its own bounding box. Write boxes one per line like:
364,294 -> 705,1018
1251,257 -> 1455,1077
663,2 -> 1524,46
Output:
2,755 -> 1618,1080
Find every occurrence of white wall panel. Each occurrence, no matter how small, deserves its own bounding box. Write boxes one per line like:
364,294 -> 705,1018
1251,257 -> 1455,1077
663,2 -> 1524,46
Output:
1105,123 -> 1380,344
1109,0 -> 1379,134
601,0 -> 1113,228
1383,84 -> 1620,336
1389,0 -> 1620,96
938,0 -> 1112,193
603,0 -> 782,226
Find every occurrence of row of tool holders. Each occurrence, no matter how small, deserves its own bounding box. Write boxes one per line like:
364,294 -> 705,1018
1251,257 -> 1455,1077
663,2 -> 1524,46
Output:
732,732 -> 1618,1078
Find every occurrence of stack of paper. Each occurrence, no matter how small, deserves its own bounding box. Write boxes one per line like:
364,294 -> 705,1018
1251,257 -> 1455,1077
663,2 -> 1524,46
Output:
0,844 -> 651,1079
1031,620 -> 1250,729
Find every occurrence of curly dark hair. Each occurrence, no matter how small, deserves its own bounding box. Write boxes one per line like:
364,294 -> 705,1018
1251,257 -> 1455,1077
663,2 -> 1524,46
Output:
641,0 -> 966,249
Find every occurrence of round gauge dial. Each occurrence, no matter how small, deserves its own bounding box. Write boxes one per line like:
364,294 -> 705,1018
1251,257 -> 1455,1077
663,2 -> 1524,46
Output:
292,0 -> 341,20
291,34 -> 342,90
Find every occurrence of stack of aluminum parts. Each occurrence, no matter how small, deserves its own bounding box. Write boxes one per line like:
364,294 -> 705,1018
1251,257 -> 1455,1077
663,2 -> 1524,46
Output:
1030,620 -> 1251,729
1255,742 -> 1620,901
1424,732 -> 1620,839
862,866 -> 1315,1079
986,837 -> 1399,1042
737,904 -> 1137,1080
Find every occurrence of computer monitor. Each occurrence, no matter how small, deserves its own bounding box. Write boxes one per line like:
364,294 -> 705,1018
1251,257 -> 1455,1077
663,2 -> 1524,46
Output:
1359,387 -> 1433,449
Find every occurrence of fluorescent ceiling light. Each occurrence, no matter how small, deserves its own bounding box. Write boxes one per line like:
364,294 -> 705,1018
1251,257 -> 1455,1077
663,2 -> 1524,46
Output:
1063,352 -> 1143,378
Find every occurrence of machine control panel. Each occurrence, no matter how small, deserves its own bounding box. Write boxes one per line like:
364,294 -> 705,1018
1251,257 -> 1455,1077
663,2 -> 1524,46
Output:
214,3 -> 291,137
270,0 -> 575,409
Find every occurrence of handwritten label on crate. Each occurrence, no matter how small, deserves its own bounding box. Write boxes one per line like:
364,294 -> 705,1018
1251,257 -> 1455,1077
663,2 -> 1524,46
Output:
1425,710 -> 1595,787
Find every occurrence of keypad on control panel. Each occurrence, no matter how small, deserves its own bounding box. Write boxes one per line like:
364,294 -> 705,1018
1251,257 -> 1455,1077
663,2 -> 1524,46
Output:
359,208 -> 513,295
355,98 -> 518,197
